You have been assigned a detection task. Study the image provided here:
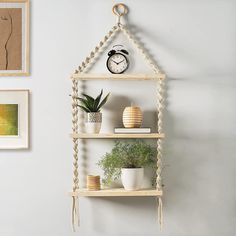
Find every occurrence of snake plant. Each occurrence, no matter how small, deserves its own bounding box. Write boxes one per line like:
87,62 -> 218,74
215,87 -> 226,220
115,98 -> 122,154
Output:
76,89 -> 110,113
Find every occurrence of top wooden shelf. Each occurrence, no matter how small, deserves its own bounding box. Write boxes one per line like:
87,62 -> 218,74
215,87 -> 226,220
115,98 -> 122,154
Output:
71,73 -> 166,81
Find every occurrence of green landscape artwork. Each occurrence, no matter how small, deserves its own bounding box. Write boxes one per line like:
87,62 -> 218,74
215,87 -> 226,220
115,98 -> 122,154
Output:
0,104 -> 18,136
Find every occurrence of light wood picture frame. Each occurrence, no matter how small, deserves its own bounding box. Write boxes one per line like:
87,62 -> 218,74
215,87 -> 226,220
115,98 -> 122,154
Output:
0,0 -> 29,76
0,89 -> 29,149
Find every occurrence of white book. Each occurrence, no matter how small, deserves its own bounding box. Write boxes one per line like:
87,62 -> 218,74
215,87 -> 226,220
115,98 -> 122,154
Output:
114,128 -> 151,134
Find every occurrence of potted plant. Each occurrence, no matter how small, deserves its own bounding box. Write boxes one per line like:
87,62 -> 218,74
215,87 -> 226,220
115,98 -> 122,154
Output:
98,140 -> 156,190
76,89 -> 110,133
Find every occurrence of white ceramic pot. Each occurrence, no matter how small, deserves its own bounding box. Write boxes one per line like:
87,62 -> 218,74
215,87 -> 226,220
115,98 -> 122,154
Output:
85,112 -> 102,134
121,168 -> 144,190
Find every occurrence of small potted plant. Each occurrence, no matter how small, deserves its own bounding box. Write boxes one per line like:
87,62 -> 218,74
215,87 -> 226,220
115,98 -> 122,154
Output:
98,140 -> 156,190
76,89 -> 110,133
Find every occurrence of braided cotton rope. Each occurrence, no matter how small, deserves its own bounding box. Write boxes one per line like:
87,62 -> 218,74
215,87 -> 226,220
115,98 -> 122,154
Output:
120,20 -> 165,229
71,24 -> 120,231
74,24 -> 161,75
156,78 -> 164,190
72,79 -> 79,231
156,77 -> 165,229
119,25 -> 160,74
75,25 -> 119,74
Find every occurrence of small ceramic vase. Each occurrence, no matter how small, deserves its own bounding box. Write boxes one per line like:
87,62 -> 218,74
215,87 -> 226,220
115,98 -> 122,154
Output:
121,168 -> 144,190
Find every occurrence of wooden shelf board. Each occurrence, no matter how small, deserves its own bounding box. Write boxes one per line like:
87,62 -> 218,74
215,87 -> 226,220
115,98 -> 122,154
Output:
70,133 -> 165,139
71,73 -> 166,81
70,188 -> 163,197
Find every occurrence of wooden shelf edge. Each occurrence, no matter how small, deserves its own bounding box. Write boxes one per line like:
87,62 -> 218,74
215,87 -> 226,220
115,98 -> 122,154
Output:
69,188 -> 163,197
70,73 -> 166,80
70,133 -> 165,139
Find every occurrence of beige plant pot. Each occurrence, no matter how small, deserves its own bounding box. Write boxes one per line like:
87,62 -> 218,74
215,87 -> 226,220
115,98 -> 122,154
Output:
85,112 -> 102,133
121,168 -> 144,190
122,106 -> 142,128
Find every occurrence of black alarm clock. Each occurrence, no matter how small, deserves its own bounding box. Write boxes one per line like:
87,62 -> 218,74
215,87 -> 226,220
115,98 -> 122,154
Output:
106,45 -> 129,74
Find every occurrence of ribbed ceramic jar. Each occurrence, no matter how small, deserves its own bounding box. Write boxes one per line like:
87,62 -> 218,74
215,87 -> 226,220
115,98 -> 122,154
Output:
85,112 -> 102,133
87,175 -> 101,191
122,106 -> 142,128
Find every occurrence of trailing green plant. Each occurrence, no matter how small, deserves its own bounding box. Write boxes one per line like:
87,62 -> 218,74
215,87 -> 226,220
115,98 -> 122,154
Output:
76,89 -> 110,113
97,140 -> 156,185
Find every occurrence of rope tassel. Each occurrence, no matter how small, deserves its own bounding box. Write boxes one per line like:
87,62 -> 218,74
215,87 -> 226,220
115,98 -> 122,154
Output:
71,78 -> 79,232
72,196 -> 80,232
157,197 -> 163,230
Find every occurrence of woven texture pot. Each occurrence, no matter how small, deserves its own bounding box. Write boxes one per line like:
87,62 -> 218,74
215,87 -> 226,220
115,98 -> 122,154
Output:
85,112 -> 102,133
85,112 -> 102,123
122,106 -> 142,128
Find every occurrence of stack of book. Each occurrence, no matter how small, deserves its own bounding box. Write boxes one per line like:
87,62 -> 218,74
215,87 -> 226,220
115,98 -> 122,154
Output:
114,127 -> 151,134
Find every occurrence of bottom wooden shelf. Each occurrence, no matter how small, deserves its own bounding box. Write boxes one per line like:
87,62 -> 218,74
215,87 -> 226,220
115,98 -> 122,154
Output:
70,188 -> 163,197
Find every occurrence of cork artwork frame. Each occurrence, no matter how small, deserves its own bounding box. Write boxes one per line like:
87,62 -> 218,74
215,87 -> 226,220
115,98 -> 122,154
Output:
0,90 -> 29,149
0,0 -> 29,76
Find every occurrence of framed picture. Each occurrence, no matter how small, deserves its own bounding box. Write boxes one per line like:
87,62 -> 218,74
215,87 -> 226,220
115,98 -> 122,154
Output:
0,0 -> 29,76
0,90 -> 29,149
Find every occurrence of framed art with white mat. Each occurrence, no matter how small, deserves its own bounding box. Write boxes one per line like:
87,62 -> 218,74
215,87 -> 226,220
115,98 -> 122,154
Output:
0,90 -> 29,149
0,0 -> 30,76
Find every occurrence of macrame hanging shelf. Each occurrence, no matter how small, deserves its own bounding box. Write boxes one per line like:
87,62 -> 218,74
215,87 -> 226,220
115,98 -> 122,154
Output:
69,3 -> 166,232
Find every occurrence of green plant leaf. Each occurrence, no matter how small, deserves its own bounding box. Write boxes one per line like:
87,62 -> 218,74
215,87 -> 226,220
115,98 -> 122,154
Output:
77,97 -> 92,109
77,105 -> 91,113
82,93 -> 95,105
97,140 -> 156,186
97,93 -> 110,111
93,89 -> 103,111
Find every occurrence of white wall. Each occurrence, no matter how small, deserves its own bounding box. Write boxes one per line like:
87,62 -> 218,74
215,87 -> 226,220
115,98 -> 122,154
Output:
0,0 -> 236,235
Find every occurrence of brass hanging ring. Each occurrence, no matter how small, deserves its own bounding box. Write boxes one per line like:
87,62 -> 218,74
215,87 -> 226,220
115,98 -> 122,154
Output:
112,3 -> 128,17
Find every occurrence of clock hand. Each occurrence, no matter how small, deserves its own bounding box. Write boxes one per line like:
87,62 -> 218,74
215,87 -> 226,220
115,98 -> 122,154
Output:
111,59 -> 119,65
117,59 -> 125,64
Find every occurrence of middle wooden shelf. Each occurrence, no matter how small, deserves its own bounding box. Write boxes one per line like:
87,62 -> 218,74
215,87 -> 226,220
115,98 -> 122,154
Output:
70,133 -> 165,139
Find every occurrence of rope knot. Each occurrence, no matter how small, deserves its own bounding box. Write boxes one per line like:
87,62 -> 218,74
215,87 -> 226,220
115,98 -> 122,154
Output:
112,3 -> 128,26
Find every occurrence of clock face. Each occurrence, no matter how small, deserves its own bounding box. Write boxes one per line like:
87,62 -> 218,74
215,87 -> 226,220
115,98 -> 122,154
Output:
106,53 -> 129,74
